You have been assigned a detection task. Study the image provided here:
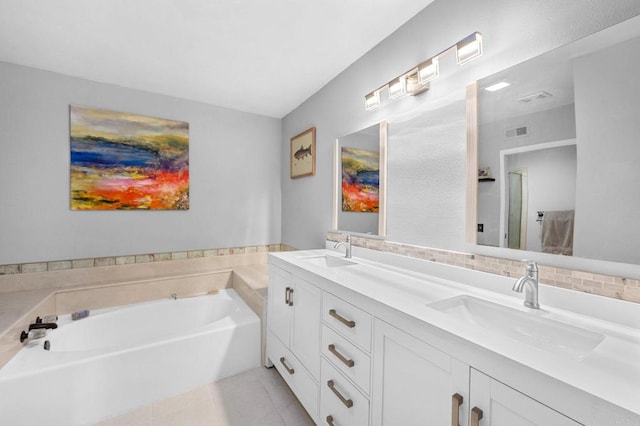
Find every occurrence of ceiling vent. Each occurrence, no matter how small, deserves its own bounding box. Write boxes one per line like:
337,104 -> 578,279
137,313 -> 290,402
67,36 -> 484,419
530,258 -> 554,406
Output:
516,91 -> 553,104
505,125 -> 529,138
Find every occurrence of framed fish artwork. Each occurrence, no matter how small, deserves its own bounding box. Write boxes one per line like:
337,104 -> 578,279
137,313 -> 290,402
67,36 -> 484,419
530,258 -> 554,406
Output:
290,127 -> 316,178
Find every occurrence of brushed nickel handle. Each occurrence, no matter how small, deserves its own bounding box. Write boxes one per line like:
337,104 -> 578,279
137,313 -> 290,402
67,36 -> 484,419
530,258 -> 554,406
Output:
471,406 -> 483,426
327,380 -> 353,408
451,393 -> 463,426
326,415 -> 335,426
288,288 -> 294,306
328,344 -> 355,368
279,357 -> 294,375
329,309 -> 355,328
284,287 -> 291,305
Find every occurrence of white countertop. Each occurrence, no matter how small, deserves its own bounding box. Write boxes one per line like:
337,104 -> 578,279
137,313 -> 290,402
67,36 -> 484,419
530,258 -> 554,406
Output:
270,248 -> 640,418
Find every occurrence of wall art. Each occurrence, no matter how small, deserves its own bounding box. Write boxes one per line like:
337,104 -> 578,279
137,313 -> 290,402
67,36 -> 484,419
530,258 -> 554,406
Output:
290,127 -> 316,178
70,105 -> 189,210
341,147 -> 379,212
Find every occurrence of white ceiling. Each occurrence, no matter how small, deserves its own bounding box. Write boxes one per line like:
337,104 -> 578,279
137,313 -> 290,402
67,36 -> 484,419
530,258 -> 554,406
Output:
0,0 -> 435,118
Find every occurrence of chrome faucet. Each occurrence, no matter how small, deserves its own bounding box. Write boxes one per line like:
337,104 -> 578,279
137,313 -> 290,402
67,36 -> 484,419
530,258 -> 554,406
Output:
334,235 -> 352,258
513,261 -> 540,309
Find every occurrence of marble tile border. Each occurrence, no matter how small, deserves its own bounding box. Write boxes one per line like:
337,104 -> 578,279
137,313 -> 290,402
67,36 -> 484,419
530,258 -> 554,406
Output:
0,244 -> 296,277
327,232 -> 640,304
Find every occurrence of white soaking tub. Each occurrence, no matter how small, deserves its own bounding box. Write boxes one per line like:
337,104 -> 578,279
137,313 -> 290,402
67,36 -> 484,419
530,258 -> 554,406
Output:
0,288 -> 260,425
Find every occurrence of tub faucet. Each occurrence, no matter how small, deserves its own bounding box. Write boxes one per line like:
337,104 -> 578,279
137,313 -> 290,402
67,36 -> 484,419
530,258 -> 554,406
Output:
513,261 -> 540,309
28,322 -> 58,331
170,293 -> 177,300
334,235 -> 352,258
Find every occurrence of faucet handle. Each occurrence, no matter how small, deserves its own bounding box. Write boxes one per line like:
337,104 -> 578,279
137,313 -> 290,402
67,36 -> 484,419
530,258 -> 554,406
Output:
522,260 -> 538,271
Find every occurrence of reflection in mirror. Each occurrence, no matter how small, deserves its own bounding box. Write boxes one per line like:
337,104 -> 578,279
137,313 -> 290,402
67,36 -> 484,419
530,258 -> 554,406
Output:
333,122 -> 387,236
471,15 -> 640,265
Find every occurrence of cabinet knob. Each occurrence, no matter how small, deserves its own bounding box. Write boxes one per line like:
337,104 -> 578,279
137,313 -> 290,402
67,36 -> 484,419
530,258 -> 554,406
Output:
471,406 -> 483,426
327,379 -> 353,408
328,344 -> 355,368
451,393 -> 463,426
328,309 -> 356,328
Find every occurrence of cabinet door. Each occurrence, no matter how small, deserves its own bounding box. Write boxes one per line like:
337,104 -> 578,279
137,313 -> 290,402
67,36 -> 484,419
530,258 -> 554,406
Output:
290,276 -> 322,380
469,369 -> 582,426
371,319 -> 469,426
268,266 -> 292,346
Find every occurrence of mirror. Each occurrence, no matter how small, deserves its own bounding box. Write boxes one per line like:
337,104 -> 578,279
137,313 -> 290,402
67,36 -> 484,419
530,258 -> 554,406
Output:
333,122 -> 387,236
470,15 -> 640,265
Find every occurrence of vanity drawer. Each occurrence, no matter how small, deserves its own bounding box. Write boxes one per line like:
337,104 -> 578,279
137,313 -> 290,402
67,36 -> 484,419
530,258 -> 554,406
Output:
320,358 -> 369,426
322,325 -> 371,395
267,331 -> 318,421
323,292 -> 372,352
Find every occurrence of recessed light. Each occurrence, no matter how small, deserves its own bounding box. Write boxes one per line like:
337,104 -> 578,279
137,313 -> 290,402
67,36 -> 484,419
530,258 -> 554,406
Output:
485,82 -> 510,92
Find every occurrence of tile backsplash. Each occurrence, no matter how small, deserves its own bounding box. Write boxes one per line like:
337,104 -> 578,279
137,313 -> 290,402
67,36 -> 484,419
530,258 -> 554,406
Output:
327,232 -> 640,304
0,244 -> 297,276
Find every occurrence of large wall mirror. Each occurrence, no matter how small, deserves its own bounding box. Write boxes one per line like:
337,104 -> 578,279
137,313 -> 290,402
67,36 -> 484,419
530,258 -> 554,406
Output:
332,122 -> 387,236
468,14 -> 640,268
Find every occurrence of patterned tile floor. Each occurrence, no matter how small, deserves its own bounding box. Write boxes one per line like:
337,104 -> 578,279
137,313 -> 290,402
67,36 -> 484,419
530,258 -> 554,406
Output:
95,367 -> 314,426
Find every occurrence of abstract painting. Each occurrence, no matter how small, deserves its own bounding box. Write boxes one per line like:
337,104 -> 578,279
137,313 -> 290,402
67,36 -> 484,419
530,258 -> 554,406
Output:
70,105 -> 189,210
341,147 -> 379,212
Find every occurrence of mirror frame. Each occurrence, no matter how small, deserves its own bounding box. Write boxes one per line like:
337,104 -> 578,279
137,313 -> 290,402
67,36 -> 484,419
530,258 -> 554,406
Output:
465,81 -> 640,279
332,121 -> 388,237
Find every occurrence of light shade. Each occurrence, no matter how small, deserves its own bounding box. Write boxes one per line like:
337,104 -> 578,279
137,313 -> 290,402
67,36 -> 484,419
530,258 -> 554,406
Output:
456,32 -> 483,65
365,91 -> 380,110
417,57 -> 439,84
388,76 -> 406,99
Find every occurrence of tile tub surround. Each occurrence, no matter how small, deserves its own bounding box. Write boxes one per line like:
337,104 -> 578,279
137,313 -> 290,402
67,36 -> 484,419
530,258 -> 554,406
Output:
0,243 -> 297,278
0,252 -> 272,369
327,232 -> 640,304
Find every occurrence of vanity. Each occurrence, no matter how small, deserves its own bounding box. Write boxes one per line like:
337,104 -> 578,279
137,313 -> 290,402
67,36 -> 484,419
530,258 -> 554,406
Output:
266,247 -> 640,426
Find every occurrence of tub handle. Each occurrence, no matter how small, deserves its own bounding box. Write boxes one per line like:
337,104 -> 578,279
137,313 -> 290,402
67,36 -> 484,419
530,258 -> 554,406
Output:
279,357 -> 295,375
327,380 -> 353,408
328,344 -> 355,368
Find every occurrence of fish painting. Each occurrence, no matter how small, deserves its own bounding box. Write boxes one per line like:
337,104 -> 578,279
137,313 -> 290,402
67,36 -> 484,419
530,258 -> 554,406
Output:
294,144 -> 312,159
70,105 -> 189,210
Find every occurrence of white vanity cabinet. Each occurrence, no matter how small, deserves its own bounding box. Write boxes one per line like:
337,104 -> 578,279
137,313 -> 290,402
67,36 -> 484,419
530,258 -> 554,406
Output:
267,265 -> 321,421
468,369 -> 581,426
371,319 -> 470,426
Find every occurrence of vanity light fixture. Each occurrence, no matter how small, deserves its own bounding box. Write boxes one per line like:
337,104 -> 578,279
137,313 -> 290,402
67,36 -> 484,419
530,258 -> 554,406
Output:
365,31 -> 482,110
387,76 -> 406,99
485,81 -> 510,92
417,57 -> 439,84
365,90 -> 381,110
456,32 -> 483,65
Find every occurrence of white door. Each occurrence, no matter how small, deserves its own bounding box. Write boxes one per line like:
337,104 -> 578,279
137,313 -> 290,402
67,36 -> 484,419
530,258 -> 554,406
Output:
469,369 -> 582,425
268,266 -> 292,346
371,319 -> 469,426
290,277 -> 322,380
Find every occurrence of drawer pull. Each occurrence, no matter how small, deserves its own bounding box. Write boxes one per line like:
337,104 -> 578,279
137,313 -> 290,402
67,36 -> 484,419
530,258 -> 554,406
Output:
328,344 -> 355,368
327,379 -> 353,408
284,287 -> 291,305
326,415 -> 335,426
329,309 -> 356,328
288,288 -> 294,306
451,393 -> 463,426
279,357 -> 294,375
471,406 -> 483,426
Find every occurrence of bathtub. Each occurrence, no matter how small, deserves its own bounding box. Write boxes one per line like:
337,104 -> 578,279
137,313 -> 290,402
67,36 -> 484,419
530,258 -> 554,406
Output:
0,288 -> 260,425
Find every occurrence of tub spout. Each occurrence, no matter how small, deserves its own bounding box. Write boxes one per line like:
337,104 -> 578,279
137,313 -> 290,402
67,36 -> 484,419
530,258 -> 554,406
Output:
28,322 -> 58,331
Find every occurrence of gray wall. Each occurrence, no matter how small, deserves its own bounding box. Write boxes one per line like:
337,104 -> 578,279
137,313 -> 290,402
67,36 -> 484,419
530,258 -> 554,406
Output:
573,37 -> 640,264
0,62 -> 282,265
281,0 -> 640,250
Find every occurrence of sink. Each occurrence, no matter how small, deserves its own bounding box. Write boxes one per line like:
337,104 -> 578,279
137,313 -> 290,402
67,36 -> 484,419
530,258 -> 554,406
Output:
428,295 -> 605,359
301,255 -> 356,268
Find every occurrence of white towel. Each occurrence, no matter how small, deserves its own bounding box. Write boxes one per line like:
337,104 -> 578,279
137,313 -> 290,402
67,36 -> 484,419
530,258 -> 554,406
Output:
541,210 -> 575,255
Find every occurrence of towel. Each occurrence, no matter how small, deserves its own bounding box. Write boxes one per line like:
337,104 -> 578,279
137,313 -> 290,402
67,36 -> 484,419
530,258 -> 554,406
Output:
541,210 -> 575,255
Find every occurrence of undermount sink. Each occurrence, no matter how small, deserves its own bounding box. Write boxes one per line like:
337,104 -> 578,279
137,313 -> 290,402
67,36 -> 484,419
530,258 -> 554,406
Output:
301,255 -> 356,268
428,295 -> 605,359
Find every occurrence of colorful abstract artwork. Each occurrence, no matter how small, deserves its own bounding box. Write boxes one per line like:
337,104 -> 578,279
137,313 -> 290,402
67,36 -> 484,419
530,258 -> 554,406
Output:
70,105 -> 189,210
341,147 -> 379,212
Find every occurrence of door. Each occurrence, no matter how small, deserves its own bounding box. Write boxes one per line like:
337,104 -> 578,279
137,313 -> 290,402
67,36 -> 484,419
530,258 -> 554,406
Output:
290,276 -> 322,380
268,266 -> 292,346
469,369 -> 582,425
371,319 -> 469,426
507,170 -> 527,249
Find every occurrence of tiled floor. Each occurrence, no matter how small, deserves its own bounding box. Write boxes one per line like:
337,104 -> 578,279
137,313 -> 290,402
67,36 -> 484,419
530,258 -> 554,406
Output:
96,367 -> 315,426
